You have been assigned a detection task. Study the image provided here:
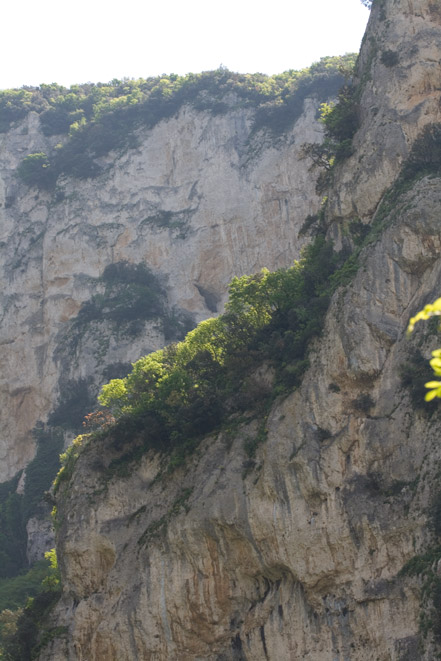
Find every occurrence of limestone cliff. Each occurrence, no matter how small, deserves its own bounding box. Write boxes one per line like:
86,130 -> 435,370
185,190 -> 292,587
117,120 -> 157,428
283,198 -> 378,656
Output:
37,0 -> 441,659
0,91 -> 324,483
329,0 -> 441,222
44,185 -> 441,659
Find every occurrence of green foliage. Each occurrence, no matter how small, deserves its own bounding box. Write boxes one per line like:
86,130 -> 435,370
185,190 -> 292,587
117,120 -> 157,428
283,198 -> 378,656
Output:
251,55 -> 357,136
16,154 -> 55,190
41,550 -> 60,592
0,476 -> 26,579
0,588 -> 62,661
301,84 -> 359,187
0,553 -> 62,660
318,126 -> 441,287
53,434 -> 89,494
321,85 -> 358,163
320,85 -> 358,144
0,560 -> 53,614
0,89 -> 37,132
399,489 -> 441,644
94,236 -> 344,470
298,214 -> 319,237
327,252 -> 359,288
8,56 -> 356,186
400,350 -> 440,413
399,546 -> 441,641
59,120 -> 441,477
400,548 -> 441,579
300,142 -> 333,174
406,294 -> 441,403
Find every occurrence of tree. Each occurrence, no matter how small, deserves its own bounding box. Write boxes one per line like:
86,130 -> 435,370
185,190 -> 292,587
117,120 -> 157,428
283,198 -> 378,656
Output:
407,298 -> 441,400
17,153 -> 55,189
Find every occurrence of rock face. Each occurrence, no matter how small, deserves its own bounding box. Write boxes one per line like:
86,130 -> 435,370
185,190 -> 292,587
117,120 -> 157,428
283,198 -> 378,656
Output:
0,95 -> 323,482
26,0 -> 441,659
26,515 -> 54,565
44,178 -> 441,660
329,0 -> 441,222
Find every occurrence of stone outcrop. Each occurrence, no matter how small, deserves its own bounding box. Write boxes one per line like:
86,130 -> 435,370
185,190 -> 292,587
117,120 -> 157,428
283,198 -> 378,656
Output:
8,0 -> 441,658
44,175 -> 441,659
0,95 -> 324,482
329,0 -> 441,222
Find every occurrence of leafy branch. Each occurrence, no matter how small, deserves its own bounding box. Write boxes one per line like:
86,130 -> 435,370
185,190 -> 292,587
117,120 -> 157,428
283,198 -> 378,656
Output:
407,298 -> 441,401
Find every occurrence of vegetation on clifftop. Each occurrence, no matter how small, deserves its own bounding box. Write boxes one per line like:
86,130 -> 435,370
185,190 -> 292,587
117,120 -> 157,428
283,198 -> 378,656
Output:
54,120 -> 441,481
50,235 -> 349,485
4,56 -> 357,187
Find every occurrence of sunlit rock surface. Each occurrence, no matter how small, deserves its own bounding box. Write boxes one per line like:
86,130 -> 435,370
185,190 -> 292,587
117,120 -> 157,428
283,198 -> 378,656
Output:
5,0 -> 441,658
0,97 -> 323,482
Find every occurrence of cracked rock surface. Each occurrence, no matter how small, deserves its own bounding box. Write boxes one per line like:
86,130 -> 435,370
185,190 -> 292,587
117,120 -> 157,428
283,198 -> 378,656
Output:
39,1 -> 441,658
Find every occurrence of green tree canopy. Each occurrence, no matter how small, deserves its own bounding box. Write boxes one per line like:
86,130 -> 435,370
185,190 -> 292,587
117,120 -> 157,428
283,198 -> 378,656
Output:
408,298 -> 441,401
8,56 -> 357,187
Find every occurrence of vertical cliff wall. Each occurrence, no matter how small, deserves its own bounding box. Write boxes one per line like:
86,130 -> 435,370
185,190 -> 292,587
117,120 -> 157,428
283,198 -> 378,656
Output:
39,0 -> 441,659
329,0 -> 441,222
0,95 -> 325,483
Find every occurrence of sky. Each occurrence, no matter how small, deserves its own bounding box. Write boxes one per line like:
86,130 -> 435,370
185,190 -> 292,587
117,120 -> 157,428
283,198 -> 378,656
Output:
1,0 -> 370,90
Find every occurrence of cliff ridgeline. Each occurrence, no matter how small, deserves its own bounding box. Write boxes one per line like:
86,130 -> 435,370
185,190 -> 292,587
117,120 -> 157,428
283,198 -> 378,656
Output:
2,0 -> 441,658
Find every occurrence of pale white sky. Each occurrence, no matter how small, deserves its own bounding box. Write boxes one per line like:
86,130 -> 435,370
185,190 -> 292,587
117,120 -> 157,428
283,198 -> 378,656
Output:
1,0 -> 370,90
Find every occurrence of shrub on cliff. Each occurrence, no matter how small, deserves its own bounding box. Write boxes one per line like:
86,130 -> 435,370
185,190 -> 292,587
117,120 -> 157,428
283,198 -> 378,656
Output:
17,153 -> 55,190
0,551 -> 61,660
407,297 -> 441,402
0,89 -> 37,132
9,55 -> 356,185
320,85 -> 359,145
96,236 -> 341,457
301,83 -> 359,185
